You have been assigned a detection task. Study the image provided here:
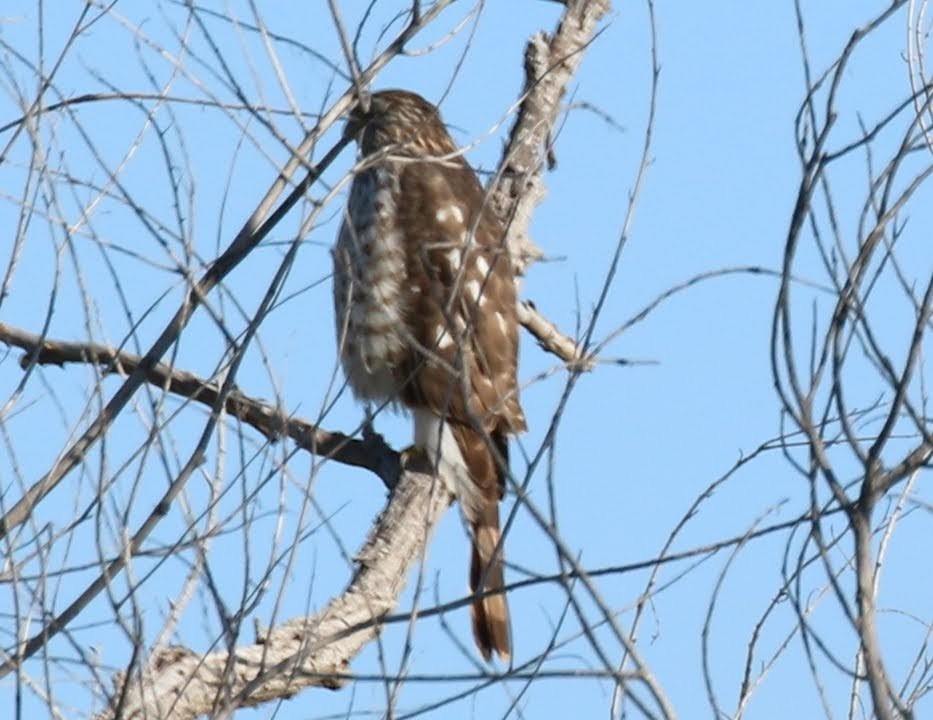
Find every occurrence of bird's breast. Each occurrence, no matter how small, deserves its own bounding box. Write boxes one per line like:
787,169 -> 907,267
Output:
333,168 -> 411,401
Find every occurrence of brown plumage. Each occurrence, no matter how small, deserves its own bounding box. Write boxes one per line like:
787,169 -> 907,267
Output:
333,90 -> 525,661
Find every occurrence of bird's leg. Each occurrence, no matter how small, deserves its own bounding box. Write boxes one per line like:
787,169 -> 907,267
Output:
360,403 -> 388,453
360,404 -> 377,439
399,407 -> 432,473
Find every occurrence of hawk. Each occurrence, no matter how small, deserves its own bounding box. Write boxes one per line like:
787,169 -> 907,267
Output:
333,89 -> 526,662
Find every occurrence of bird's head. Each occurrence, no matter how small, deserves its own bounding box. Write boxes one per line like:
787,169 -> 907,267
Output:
344,89 -> 458,158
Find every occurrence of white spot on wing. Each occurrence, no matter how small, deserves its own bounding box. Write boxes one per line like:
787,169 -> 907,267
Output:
446,248 -> 461,270
434,324 -> 454,350
435,205 -> 463,224
434,205 -> 463,225
475,256 -> 490,278
465,279 -> 481,301
495,311 -> 509,335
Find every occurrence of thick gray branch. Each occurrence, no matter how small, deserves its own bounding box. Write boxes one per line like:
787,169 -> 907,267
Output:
96,470 -> 452,720
491,0 -> 611,277
491,0 -> 611,366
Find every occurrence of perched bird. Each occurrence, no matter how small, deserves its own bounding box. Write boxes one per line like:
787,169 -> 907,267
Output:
333,89 -> 526,661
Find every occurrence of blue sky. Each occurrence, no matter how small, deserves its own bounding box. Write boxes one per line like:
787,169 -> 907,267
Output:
1,2 -> 931,718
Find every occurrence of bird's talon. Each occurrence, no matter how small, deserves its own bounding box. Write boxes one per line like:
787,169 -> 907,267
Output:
400,444 -> 432,472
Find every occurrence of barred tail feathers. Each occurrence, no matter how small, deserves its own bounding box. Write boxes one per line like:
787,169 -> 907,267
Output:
470,517 -> 511,662
413,409 -> 512,661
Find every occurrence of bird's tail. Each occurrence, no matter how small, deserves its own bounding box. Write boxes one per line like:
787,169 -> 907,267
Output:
470,517 -> 511,662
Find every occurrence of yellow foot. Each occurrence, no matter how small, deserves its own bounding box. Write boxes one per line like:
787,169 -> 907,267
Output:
399,444 -> 433,473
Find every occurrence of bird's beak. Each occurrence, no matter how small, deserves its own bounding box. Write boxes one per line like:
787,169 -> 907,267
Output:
343,93 -> 373,142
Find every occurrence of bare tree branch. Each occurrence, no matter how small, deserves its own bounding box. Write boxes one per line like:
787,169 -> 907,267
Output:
491,0 -> 611,276
0,322 -> 396,483
94,467 -> 453,720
